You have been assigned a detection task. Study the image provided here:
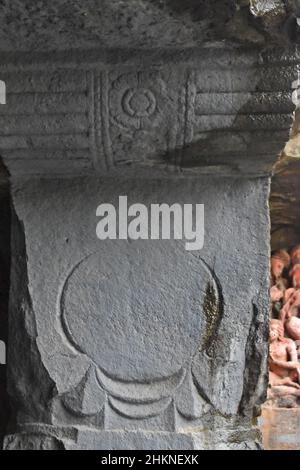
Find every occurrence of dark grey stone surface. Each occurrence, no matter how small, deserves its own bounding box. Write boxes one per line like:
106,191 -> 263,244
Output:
0,185 -> 10,447
4,176 -> 270,449
3,423 -> 262,450
0,1 -> 298,51
0,6 -> 299,450
0,48 -> 298,179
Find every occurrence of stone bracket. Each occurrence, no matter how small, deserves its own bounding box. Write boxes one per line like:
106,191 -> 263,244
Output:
0,47 -> 298,179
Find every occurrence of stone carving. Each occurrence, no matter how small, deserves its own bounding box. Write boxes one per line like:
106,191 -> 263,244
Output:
4,434 -> 64,450
270,250 -> 290,316
289,264 -> 300,289
61,367 -> 106,417
97,69 -> 185,170
268,246 -> 300,405
5,173 -> 272,448
268,320 -> 300,394
271,250 -> 290,286
0,48 -> 297,178
291,246 -> 300,263
289,245 -> 300,290
58,241 -> 221,422
0,1 -> 299,52
109,72 -> 161,131
281,289 -> 300,340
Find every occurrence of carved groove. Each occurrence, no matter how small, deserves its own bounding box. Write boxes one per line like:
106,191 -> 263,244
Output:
0,52 -> 296,177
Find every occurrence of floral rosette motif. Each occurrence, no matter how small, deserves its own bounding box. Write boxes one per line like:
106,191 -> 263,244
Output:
109,71 -> 167,131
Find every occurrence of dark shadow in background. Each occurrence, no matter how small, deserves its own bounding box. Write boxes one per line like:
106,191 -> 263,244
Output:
0,175 -> 10,448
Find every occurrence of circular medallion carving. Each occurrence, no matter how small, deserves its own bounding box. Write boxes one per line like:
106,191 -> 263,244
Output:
109,71 -> 166,130
122,87 -> 156,118
59,240 -> 219,383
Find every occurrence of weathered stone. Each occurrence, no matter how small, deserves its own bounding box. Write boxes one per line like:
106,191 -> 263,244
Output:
4,433 -> 64,450
270,90 -> 300,251
260,406 -> 300,450
0,185 -> 10,446
3,174 -> 271,449
0,3 -> 299,451
0,0 -> 298,51
3,421 -> 262,450
0,48 -> 297,179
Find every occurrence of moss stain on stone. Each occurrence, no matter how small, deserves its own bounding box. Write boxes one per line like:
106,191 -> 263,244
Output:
202,281 -> 220,352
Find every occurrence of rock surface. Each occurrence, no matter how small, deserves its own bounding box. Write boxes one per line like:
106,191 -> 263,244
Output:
0,0 -> 299,451
0,47 -> 298,179
0,186 -> 10,447
271,90 -> 300,250
260,406 -> 300,450
0,1 -> 298,51
5,176 -> 270,449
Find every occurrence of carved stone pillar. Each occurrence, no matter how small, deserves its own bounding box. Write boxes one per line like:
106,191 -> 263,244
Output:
2,48 -> 299,450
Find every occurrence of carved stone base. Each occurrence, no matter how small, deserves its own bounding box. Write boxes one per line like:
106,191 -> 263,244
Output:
3,46 -> 296,450
260,406 -> 300,450
4,425 -> 262,450
4,175 -> 270,449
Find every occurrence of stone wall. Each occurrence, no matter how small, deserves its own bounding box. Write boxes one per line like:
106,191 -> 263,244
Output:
0,1 -> 298,50
2,176 -> 269,450
0,184 -> 10,446
0,0 -> 299,451
0,41 -> 298,449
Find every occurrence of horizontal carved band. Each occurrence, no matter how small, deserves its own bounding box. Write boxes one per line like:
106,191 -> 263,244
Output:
0,48 -> 298,178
